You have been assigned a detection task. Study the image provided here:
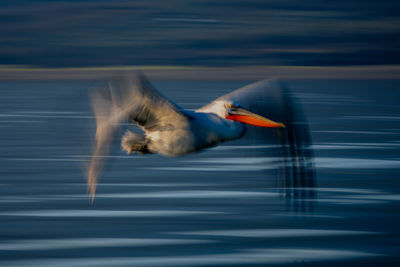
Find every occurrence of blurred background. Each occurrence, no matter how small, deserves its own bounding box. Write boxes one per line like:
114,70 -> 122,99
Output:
0,0 -> 400,266
1,0 -> 400,68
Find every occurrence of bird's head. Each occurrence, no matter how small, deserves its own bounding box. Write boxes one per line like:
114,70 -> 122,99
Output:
223,101 -> 285,128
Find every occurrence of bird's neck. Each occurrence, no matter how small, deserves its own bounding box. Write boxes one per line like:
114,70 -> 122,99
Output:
216,120 -> 246,141
192,111 -> 246,144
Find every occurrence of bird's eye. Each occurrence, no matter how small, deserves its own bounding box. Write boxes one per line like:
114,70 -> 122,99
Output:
226,103 -> 239,110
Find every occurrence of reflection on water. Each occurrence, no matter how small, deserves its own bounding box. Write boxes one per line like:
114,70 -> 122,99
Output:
0,210 -> 226,217
315,157 -> 400,169
0,80 -> 399,266
171,228 -> 379,238
0,238 -> 212,251
1,249 -> 383,267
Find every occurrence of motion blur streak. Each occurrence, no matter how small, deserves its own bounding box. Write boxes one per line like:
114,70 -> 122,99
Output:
0,238 -> 212,251
1,249 -> 382,267
0,0 -> 399,67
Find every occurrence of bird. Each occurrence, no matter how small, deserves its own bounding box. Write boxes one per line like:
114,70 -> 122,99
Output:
87,72 -> 315,202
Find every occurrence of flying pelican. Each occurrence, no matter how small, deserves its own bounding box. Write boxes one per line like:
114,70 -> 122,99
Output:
87,72 -> 314,201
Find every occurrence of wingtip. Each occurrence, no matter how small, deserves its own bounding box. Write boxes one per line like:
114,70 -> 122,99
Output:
87,182 -> 96,204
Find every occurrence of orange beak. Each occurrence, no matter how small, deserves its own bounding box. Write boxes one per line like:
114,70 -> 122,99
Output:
226,107 -> 285,128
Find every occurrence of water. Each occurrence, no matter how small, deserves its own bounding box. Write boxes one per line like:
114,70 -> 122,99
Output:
0,79 -> 399,266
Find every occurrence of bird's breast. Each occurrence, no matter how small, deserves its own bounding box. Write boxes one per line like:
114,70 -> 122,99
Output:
146,112 -> 246,156
146,128 -> 197,156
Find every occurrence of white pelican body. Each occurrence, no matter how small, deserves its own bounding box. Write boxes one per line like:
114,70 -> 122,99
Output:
144,109 -> 246,156
88,72 -> 313,199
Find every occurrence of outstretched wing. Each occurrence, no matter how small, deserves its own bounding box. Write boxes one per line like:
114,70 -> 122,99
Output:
87,72 -> 187,200
215,79 -> 315,205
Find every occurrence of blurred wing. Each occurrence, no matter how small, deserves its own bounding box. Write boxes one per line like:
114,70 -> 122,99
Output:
88,72 -> 187,201
215,79 -> 315,203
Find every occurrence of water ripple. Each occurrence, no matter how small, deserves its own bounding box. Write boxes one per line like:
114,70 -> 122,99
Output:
0,238 -> 212,251
0,248 -> 382,266
171,229 -> 380,238
0,210 -> 225,218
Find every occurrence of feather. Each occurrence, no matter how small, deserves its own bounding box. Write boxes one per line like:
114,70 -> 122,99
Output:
206,79 -> 315,206
87,72 -> 188,200
88,73 -> 315,206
